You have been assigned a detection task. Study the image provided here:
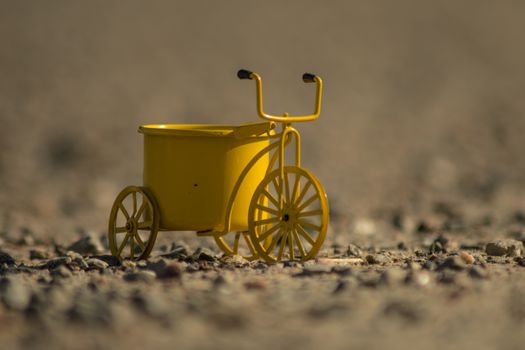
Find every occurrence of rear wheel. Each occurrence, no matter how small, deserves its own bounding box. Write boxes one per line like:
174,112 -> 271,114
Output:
248,166 -> 329,262
108,186 -> 160,260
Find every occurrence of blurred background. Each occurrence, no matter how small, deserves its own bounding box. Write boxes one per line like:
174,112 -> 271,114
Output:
1,0 -> 525,238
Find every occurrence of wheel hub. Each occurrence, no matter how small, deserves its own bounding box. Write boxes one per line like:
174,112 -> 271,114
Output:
281,207 -> 297,226
125,219 -> 137,233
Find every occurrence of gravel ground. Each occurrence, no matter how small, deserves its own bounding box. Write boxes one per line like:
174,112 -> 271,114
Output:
3,2 -> 525,350
2,214 -> 525,350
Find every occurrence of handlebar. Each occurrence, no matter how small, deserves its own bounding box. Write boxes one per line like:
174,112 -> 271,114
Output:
237,69 -> 322,123
237,69 -> 253,80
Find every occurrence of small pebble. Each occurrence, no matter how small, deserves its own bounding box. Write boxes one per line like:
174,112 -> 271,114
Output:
365,254 -> 391,265
346,244 -> 362,257
459,251 -> 475,264
86,258 -> 109,269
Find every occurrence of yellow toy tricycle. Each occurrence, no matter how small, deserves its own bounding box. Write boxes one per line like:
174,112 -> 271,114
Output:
108,69 -> 329,262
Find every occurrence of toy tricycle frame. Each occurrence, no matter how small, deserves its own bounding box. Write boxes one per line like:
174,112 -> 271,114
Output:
108,69 -> 329,262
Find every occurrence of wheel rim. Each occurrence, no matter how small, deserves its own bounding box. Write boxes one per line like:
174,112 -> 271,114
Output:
108,186 -> 159,260
214,231 -> 259,261
248,167 -> 329,262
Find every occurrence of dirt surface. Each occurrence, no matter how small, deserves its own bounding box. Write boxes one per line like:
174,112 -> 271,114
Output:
2,1 -> 525,349
2,220 -> 525,350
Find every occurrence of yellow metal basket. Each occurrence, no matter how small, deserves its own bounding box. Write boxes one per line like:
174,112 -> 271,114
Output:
139,123 -> 274,232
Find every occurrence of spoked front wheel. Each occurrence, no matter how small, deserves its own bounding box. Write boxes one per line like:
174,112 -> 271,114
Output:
248,166 -> 329,262
108,186 -> 160,260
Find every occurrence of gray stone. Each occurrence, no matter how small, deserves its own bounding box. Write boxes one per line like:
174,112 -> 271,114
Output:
67,234 -> 104,256
192,247 -> 217,262
86,258 -> 109,269
346,244 -> 362,257
365,254 -> 391,265
486,239 -> 523,257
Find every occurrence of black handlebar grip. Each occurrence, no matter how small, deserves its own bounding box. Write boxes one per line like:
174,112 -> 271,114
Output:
302,73 -> 317,83
237,69 -> 253,80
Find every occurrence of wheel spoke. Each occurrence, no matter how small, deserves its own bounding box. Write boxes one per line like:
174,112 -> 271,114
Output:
115,226 -> 127,234
297,209 -> 323,218
258,222 -> 283,242
266,228 -> 284,254
294,182 -> 312,207
137,221 -> 153,229
118,233 -> 131,256
135,201 -> 147,220
255,204 -> 280,216
243,233 -> 257,256
284,173 -> 291,205
134,232 -> 146,250
271,177 -> 283,205
298,219 -> 322,232
132,192 -> 137,217
254,217 -> 280,226
118,204 -> 130,220
295,224 -> 315,245
292,229 -> 306,258
233,232 -> 241,254
288,232 -> 294,260
271,177 -> 281,196
291,173 -> 300,204
262,189 -> 280,209
296,194 -> 318,212
277,232 -> 288,260
130,235 -> 135,259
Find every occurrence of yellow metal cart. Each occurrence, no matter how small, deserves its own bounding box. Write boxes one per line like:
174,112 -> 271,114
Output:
108,69 -> 329,262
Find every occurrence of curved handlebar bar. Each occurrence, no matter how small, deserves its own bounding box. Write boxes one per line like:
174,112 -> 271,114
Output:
237,69 -> 322,123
